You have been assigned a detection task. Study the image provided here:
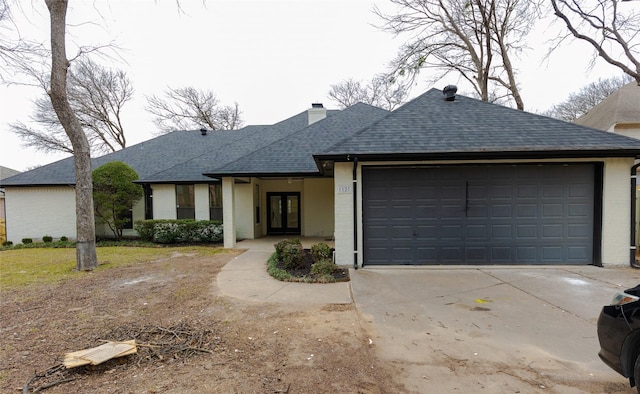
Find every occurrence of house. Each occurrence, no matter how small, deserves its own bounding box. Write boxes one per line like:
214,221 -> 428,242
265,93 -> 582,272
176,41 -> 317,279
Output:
574,81 -> 640,257
3,87 -> 640,267
0,166 -> 21,243
575,82 -> 640,139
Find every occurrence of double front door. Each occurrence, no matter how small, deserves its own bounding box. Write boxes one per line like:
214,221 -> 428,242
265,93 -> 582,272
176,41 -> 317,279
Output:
267,192 -> 300,235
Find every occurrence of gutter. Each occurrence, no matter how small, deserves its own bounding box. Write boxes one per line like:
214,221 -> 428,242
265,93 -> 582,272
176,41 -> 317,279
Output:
352,157 -> 358,270
632,162 -> 640,268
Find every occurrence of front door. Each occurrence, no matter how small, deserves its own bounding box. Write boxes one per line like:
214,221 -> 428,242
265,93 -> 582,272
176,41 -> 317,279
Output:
267,192 -> 301,235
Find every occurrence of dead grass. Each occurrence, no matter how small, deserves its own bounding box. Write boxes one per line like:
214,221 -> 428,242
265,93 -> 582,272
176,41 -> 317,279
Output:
0,246 -> 226,289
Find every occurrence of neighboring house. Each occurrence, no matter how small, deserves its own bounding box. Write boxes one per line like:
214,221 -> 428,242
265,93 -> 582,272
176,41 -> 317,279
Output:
575,82 -> 640,139
3,87 -> 640,267
575,82 -> 640,257
0,166 -> 21,243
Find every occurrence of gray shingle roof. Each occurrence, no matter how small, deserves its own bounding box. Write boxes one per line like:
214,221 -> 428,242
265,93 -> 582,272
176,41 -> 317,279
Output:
204,103 -> 389,177
0,108 -> 339,186
317,88 -> 640,161
138,110 -> 343,182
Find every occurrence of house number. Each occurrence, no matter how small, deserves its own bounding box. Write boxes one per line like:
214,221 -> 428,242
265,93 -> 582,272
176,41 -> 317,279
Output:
338,186 -> 352,193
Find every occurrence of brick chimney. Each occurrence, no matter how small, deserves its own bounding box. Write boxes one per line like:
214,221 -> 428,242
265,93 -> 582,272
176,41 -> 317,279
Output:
307,103 -> 326,125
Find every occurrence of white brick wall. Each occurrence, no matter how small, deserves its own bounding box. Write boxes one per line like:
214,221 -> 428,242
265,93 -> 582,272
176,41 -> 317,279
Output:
4,186 -> 76,243
602,157 -> 634,266
334,162 -> 355,266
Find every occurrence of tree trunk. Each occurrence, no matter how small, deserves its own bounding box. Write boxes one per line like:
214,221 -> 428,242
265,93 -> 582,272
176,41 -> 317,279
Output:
45,0 -> 98,271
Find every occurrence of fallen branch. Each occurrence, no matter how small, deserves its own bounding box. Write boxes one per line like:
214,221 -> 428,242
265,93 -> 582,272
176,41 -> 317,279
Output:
23,364 -> 68,394
32,377 -> 78,393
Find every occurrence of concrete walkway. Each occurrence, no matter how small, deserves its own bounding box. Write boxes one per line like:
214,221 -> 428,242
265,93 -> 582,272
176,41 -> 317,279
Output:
216,237 -> 352,305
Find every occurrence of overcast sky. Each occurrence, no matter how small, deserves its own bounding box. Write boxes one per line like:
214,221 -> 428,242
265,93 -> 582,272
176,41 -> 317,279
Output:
0,0 -> 620,172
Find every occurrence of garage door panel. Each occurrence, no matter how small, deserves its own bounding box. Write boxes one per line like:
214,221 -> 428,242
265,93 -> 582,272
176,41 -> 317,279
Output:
466,224 -> 488,239
568,222 -> 591,236
517,224 -> 537,239
568,246 -> 589,260
517,205 -> 538,218
491,205 -> 513,218
542,246 -> 564,261
363,164 -> 594,265
543,184 -> 564,198
441,247 -> 464,261
568,203 -> 590,217
491,224 -> 514,238
490,185 -> 513,199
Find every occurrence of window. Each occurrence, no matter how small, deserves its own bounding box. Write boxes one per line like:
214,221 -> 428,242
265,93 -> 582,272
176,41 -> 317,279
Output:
143,185 -> 153,220
176,184 -> 195,219
119,208 -> 134,229
209,184 -> 222,221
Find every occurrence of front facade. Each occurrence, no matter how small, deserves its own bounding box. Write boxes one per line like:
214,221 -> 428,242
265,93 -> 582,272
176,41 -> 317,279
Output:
3,87 -> 640,268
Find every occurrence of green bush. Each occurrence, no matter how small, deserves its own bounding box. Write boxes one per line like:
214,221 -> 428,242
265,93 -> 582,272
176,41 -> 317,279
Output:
42,235 -> 53,243
134,219 -> 223,244
2,240 -> 13,247
274,238 -> 304,270
267,253 -> 293,281
310,242 -> 332,263
21,238 -> 33,244
60,236 -> 68,242
311,258 -> 336,276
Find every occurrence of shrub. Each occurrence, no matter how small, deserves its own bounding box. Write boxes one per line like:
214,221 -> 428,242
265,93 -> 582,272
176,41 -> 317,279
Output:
60,236 -> 68,242
93,161 -> 143,240
42,235 -> 53,243
2,240 -> 13,247
134,219 -> 223,244
311,258 -> 336,276
21,238 -> 33,244
310,242 -> 332,263
267,253 -> 293,281
274,238 -> 304,270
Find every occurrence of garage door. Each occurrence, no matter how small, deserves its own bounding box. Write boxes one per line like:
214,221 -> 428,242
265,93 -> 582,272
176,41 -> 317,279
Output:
363,164 -> 596,265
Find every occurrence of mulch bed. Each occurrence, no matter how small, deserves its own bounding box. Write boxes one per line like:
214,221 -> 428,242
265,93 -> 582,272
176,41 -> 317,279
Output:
276,249 -> 350,282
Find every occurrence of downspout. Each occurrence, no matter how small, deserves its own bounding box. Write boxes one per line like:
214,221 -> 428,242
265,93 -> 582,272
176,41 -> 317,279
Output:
353,157 -> 359,270
631,163 -> 640,268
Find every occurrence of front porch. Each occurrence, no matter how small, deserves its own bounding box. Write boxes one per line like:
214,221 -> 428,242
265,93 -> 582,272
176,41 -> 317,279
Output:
222,176 -> 335,248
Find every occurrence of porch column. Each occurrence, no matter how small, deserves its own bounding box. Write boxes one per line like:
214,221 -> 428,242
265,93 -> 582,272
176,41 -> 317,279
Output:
222,177 -> 236,248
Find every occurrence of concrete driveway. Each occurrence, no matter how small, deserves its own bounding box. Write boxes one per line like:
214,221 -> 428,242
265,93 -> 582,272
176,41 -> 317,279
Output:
350,265 -> 640,393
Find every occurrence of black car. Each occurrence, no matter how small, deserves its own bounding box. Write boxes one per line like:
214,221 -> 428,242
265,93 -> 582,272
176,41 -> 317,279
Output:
598,284 -> 640,392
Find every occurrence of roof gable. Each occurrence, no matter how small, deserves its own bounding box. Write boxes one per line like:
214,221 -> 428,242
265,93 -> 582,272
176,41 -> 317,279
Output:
575,82 -> 640,130
204,103 -> 389,177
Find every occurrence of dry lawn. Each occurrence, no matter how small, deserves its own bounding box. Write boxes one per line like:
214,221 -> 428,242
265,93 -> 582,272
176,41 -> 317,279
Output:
0,246 -> 404,393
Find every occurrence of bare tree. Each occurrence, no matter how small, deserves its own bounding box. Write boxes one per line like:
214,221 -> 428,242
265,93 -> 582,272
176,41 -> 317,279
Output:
68,58 -> 133,152
542,75 -> 632,121
45,0 -> 97,271
376,0 -> 542,110
550,0 -> 640,85
10,97 -> 75,154
328,74 -> 409,110
0,0 -> 48,84
10,58 -> 133,155
146,87 -> 243,133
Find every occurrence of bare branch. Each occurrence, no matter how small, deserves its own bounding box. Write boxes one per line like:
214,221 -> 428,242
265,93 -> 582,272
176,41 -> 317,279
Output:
9,58 -> 133,155
146,87 -> 244,134
328,74 -> 409,110
549,0 -> 640,85
376,0 -> 542,110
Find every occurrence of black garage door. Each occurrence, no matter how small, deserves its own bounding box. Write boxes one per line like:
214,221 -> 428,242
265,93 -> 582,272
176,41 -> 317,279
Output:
363,164 -> 596,265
